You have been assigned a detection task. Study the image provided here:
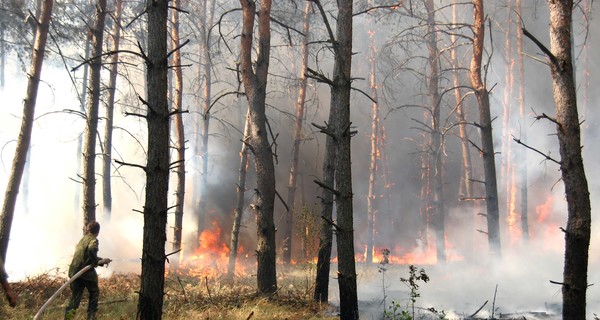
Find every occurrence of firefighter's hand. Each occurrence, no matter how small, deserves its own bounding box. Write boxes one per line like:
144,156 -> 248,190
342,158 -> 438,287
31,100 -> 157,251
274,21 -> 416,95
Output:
5,290 -> 17,308
98,258 -> 112,267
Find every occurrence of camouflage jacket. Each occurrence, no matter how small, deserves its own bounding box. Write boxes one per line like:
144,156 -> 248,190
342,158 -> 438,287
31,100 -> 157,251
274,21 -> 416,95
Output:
68,234 -> 102,281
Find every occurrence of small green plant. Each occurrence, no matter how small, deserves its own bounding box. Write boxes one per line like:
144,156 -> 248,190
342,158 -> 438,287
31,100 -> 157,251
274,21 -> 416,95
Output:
384,264 -> 430,320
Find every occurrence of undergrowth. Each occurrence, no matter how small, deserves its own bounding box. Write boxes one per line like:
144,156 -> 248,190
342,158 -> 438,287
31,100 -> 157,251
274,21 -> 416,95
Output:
0,266 -> 338,320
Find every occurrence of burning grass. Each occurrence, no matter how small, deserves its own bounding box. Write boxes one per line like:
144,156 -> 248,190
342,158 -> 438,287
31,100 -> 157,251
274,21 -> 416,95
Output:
0,264 -> 338,320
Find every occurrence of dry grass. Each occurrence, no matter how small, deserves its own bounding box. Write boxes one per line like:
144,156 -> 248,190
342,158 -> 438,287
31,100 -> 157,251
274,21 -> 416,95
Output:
0,264 -> 338,319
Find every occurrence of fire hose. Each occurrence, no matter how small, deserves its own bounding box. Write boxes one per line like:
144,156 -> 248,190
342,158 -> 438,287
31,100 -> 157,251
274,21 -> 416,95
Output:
33,258 -> 112,320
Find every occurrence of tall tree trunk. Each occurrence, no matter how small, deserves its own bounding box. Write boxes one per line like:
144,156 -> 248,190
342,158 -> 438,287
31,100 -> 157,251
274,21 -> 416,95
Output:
102,0 -> 123,222
76,32 -> 91,215
424,0 -> 445,263
515,0 -> 528,241
0,0 -> 53,261
282,1 -> 311,265
228,109 -> 251,279
82,0 -> 107,227
451,0 -> 475,257
239,0 -> 277,295
545,1 -> 591,317
0,27 -> 4,88
471,0 -> 501,258
170,0 -> 185,270
196,0 -> 215,240
332,0 -> 358,317
313,90 -> 337,302
136,0 -> 169,316
365,1 -> 379,264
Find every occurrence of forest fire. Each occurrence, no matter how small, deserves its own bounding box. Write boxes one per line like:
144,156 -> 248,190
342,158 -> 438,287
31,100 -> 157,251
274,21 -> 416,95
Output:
179,220 -> 252,278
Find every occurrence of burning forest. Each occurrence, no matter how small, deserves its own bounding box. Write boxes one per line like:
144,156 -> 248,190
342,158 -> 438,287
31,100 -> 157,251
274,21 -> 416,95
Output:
0,0 -> 599,319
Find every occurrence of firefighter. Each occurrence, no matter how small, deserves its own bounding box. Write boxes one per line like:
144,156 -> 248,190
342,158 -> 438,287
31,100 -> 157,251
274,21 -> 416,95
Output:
64,221 -> 109,320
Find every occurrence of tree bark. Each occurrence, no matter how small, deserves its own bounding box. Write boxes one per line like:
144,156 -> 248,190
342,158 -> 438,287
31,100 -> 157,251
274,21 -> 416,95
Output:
82,0 -> 107,227
282,0 -> 311,265
365,3 -> 379,264
239,0 -> 277,295
515,0 -> 528,241
228,109 -> 251,279
170,0 -> 185,270
331,0 -> 358,317
196,0 -> 215,240
136,0 -> 170,317
102,0 -> 123,223
424,0 -> 445,263
451,0 -> 475,258
545,1 -> 591,318
470,0 -> 501,258
0,0 -> 53,261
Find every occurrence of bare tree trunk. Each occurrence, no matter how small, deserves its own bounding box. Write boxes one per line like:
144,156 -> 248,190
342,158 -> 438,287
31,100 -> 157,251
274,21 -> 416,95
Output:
365,3 -> 379,264
228,109 -> 251,279
545,1 -> 591,317
136,0 -> 169,317
0,0 -> 53,261
451,0 -> 475,257
471,0 -> 501,258
282,1 -> 311,265
170,0 -> 185,270
0,27 -> 4,88
239,0 -> 277,295
82,0 -> 107,227
313,95 -> 336,302
332,0 -> 358,317
515,0 -> 528,241
196,0 -> 216,240
75,31 -> 91,215
102,0 -> 123,223
424,0 -> 445,263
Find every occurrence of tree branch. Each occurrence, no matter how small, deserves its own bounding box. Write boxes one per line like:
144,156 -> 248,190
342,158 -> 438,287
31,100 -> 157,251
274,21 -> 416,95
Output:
512,135 -> 561,165
522,27 -> 559,68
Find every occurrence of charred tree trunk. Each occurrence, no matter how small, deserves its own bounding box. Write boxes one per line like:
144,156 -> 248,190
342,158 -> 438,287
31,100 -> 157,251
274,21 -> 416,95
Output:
0,0 -> 53,260
471,0 -> 501,258
170,0 -> 185,269
313,96 -> 337,302
136,0 -> 170,317
239,0 -> 277,295
228,109 -> 251,279
196,0 -> 215,240
515,0 -> 528,241
82,0 -> 107,227
424,0 -> 445,263
282,1 -> 311,265
543,1 -> 591,317
102,0 -> 123,222
331,0 -> 358,317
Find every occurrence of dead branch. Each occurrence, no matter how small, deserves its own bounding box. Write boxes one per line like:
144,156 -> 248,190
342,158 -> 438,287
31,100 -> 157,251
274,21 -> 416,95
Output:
312,122 -> 336,140
275,190 -> 289,212
306,67 -> 334,86
314,179 -> 340,197
166,39 -> 190,59
321,215 -> 339,231
466,300 -> 488,319
476,229 -> 488,235
522,28 -> 559,68
114,159 -> 146,172
353,1 -> 407,16
512,135 -> 561,165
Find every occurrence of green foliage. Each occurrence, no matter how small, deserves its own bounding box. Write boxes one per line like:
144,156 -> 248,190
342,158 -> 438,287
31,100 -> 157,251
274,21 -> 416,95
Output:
383,264 -> 444,320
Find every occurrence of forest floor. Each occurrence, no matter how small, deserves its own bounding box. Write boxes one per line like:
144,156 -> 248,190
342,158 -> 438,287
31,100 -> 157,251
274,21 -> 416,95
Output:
0,264 -> 339,319
0,262 -> 581,319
